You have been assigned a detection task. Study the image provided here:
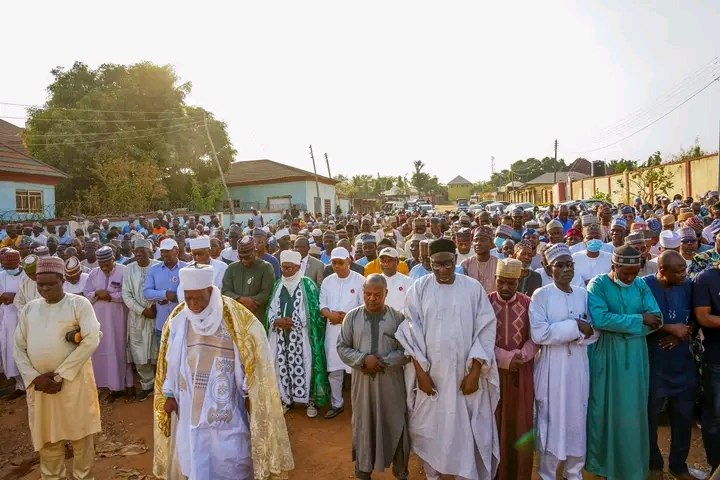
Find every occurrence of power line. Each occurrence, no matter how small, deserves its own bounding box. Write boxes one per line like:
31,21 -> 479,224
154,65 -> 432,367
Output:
0,120 -> 203,139
10,123 -> 200,147
0,101 -> 189,115
563,75 -> 720,155
0,114 -> 196,124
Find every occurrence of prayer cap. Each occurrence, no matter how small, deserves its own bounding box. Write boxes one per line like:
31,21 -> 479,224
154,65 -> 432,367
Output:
1,249 -> 20,266
544,243 -> 572,265
429,217 -> 441,224
189,236 -> 211,250
159,239 -> 178,251
496,258 -> 523,279
379,247 -> 398,258
646,218 -> 662,234
330,247 -> 350,260
410,233 -> 426,242
413,217 -> 426,226
677,227 -> 697,242
686,216 -> 704,233
18,235 -> 33,247
253,227 -> 268,238
631,219 -> 648,231
309,245 -> 321,255
522,229 -> 538,238
474,226 -> 494,240
456,228 -> 472,240
64,256 -> 82,276
238,235 -> 256,253
659,231 -> 681,249
621,206 -> 634,214
678,209 -> 693,222
134,238 -> 153,250
23,254 -> 38,276
565,228 -> 582,239
625,231 -> 646,246
275,228 -> 290,239
546,219 -> 562,231
229,224 -> 242,234
33,246 -> 50,257
360,233 -> 377,244
514,239 -> 534,252
96,246 -> 114,263
165,229 -> 176,238
612,245 -> 642,266
581,215 -> 600,225
611,217 -> 627,229
36,256 -> 65,276
179,264 -> 214,291
495,225 -> 514,238
311,228 -> 323,236
428,238 -> 456,256
582,224 -> 601,235
525,220 -> 540,229
280,250 -> 302,265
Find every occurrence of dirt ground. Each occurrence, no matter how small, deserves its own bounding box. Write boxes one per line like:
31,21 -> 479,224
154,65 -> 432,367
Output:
0,389 -> 711,480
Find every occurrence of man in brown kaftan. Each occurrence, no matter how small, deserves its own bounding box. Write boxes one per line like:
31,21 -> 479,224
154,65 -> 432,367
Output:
488,258 -> 538,480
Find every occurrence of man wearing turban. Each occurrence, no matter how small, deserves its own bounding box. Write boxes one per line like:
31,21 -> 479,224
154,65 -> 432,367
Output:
264,250 -> 329,418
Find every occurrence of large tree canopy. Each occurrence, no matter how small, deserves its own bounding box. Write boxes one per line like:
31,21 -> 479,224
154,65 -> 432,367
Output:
22,61 -> 235,216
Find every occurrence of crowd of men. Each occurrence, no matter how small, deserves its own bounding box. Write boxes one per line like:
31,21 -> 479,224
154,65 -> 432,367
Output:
0,191 -> 719,479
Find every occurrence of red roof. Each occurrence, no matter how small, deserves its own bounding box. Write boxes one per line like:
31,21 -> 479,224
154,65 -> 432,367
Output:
225,159 -> 338,186
0,120 -> 69,178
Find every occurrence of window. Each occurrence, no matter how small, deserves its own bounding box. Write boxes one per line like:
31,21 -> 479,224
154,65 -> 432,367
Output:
324,199 -> 331,215
15,190 -> 43,213
222,200 -> 241,210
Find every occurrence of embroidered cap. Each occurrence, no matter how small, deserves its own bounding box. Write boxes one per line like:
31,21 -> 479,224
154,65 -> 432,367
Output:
612,245 -> 642,266
496,258 -> 523,279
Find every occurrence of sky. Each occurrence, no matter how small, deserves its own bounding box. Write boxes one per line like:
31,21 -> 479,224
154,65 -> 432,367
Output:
2,0 -> 719,184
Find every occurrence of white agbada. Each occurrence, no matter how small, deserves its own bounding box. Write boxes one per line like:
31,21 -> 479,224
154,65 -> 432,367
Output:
0,271 -> 22,380
535,267 -> 585,288
14,271 -> 41,311
177,259 -> 228,303
571,250 -> 612,284
529,283 -> 598,461
162,282 -> 252,480
395,274 -> 500,480
64,273 -> 89,295
381,272 -> 413,311
318,271 -> 364,374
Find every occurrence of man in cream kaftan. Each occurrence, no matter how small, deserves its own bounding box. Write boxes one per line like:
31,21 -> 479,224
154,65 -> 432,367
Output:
153,265 -> 293,480
14,254 -> 41,311
0,249 -> 25,398
529,242 -> 598,480
395,259 -> 500,479
122,239 -> 160,400
14,256 -> 102,479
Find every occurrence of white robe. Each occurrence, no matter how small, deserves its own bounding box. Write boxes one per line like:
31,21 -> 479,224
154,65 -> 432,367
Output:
162,312 -> 252,480
64,273 -> 89,295
318,271 -> 364,374
381,272 -> 413,311
395,274 -> 500,480
529,283 -> 598,460
535,267 -> 585,288
14,272 -> 41,311
456,250 -> 473,266
220,247 -> 237,263
0,271 -> 22,378
571,250 -> 613,285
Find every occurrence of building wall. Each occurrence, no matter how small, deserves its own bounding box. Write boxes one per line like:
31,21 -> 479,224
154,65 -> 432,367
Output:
302,180 -> 337,215
448,184 -> 472,202
0,180 -> 56,220
227,181 -> 309,212
569,154 -> 719,203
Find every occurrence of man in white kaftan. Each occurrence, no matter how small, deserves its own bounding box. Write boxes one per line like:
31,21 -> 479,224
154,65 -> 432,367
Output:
63,257 -> 89,295
122,239 -> 159,400
395,238 -> 500,480
177,236 -> 228,303
529,243 -> 598,480
319,247 -> 364,419
378,247 -> 413,311
0,249 -> 25,399
14,254 -> 41,311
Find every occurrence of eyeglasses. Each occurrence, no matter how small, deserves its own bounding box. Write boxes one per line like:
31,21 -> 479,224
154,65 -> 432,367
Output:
430,260 -> 455,269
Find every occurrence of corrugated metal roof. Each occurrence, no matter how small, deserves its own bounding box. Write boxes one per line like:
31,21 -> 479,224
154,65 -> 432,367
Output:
0,143 -> 70,179
225,159 -> 338,186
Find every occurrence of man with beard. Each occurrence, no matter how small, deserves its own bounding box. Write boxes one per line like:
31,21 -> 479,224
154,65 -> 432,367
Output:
222,236 -> 275,322
462,226 -> 498,294
455,228 -> 473,265
585,245 -> 663,480
122,238 -> 159,402
46,235 -> 59,257
513,240 -> 542,297
601,217 -> 627,254
265,250 -> 329,417
0,250 -> 25,400
396,238 -> 500,479
556,205 -> 574,234
63,256 -> 89,295
490,258 -> 537,480
177,237 -> 228,301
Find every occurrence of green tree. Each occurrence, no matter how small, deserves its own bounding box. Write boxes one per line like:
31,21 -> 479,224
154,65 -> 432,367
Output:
590,190 -> 612,203
608,159 -> 638,173
615,165 -> 675,204
22,61 -> 235,210
411,160 -> 431,196
672,137 -> 707,161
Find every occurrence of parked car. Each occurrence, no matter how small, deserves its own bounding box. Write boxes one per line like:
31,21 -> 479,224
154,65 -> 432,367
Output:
560,199 -> 615,213
486,201 -> 510,213
456,198 -> 470,212
506,202 -> 536,214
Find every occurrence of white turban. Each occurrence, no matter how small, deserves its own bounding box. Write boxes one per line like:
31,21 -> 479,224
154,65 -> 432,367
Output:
280,250 -> 302,266
179,265 -> 215,290
189,236 -> 211,250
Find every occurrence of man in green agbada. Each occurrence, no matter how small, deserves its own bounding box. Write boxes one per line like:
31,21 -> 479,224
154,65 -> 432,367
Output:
264,250 -> 329,418
586,245 -> 663,480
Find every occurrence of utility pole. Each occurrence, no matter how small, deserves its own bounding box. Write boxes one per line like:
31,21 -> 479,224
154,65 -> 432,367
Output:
324,152 -> 332,178
491,156 -> 495,175
204,115 -> 235,216
309,144 -> 321,214
553,139 -> 558,184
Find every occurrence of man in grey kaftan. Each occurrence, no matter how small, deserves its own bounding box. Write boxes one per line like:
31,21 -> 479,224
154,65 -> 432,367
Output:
337,274 -> 409,480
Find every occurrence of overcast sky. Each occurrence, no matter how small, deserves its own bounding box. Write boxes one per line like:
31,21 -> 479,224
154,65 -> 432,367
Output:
2,1 -> 719,183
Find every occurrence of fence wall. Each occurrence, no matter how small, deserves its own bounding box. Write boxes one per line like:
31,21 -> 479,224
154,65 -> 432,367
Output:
569,154 -> 718,203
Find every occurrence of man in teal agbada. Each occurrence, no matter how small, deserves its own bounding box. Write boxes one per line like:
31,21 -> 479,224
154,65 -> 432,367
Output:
264,250 -> 329,418
586,245 -> 663,480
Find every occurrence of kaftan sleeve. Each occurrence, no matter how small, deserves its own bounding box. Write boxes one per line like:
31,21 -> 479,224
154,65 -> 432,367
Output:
250,263 -> 275,306
13,304 -> 41,388
397,281 -> 430,370
380,313 -> 408,368
122,270 -> 146,315
83,272 -> 98,302
337,308 -> 366,369
586,277 -> 644,335
495,347 -> 519,370
221,265 -> 238,298
55,297 -> 101,381
529,290 -> 583,345
467,287 -> 497,375
319,279 -> 331,311
519,339 -> 539,361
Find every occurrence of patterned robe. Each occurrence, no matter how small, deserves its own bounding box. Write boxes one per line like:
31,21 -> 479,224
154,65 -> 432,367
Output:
489,291 -> 537,480
264,277 -> 329,407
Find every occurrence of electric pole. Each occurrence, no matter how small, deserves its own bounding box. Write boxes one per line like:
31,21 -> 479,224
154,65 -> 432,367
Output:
491,156 -> 495,175
324,152 -> 332,178
204,115 -> 235,216
553,139 -> 558,185
309,145 -> 321,214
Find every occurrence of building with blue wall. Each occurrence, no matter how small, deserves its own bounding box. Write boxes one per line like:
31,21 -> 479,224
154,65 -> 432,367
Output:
0,120 -> 69,222
224,159 -> 340,218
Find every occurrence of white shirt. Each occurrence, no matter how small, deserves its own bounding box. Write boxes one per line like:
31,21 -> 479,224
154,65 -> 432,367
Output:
31,233 -> 47,246
382,272 -> 413,311
64,273 -> 89,295
571,250 -> 612,285
299,256 -> 309,276
319,271 -> 364,373
456,250 -> 473,266
535,267 -> 585,288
